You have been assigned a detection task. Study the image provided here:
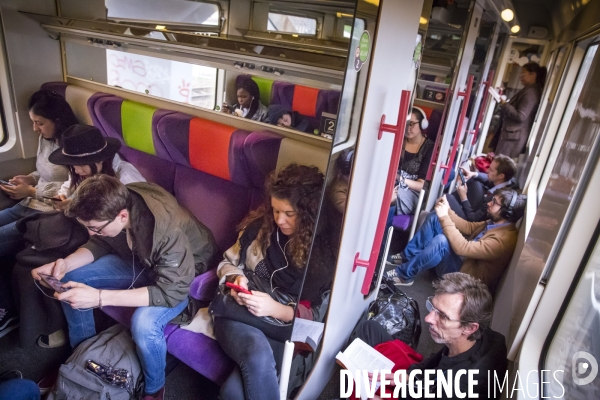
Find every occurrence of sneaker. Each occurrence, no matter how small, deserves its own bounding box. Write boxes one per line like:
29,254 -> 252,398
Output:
142,387 -> 165,400
0,309 -> 18,340
386,252 -> 405,266
384,269 -> 414,286
37,329 -> 67,348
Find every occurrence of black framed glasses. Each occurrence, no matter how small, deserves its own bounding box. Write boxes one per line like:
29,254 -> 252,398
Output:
491,197 -> 501,207
408,121 -> 419,127
426,296 -> 470,325
78,216 -> 116,234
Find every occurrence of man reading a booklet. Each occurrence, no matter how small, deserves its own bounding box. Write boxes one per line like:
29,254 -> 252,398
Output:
344,273 -> 507,399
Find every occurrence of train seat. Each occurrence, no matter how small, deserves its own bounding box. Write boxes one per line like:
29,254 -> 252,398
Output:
41,81 -> 329,385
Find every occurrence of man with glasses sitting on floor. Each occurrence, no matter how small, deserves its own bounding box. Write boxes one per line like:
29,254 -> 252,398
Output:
32,175 -> 218,400
386,188 -> 525,294
350,272 -> 507,399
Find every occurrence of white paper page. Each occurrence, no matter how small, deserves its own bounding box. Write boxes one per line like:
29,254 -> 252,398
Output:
488,86 -> 501,102
344,338 -> 395,372
291,318 -> 324,345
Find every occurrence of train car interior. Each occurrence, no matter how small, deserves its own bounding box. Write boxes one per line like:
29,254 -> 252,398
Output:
0,0 -> 599,399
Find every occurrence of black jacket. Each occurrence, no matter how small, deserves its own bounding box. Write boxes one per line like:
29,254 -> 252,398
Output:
408,329 -> 508,399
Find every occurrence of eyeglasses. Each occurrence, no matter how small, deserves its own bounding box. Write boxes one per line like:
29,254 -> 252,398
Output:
426,296 -> 470,325
408,121 -> 419,127
491,197 -> 501,207
78,216 -> 115,234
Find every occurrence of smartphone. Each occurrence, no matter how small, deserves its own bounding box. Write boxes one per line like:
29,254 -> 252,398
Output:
0,180 -> 14,186
458,169 -> 466,186
43,196 -> 62,202
225,282 -> 252,295
38,273 -> 69,293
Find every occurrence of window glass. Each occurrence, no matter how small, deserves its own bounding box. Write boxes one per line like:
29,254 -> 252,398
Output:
106,49 -> 217,108
544,235 -> 600,397
267,12 -> 317,35
343,25 -> 352,38
105,0 -> 219,26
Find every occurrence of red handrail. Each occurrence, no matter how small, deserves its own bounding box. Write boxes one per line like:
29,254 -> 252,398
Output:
353,90 -> 411,295
471,70 -> 495,145
425,89 -> 451,181
441,75 -> 474,185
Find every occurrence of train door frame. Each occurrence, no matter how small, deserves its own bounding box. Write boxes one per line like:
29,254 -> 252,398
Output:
292,0 -> 425,398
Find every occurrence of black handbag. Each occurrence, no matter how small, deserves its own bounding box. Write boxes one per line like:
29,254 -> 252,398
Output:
367,276 -> 421,349
208,270 -> 295,342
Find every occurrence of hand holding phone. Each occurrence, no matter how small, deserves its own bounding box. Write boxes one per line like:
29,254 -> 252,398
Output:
38,273 -> 69,293
0,179 -> 14,186
458,169 -> 466,186
226,282 -> 252,295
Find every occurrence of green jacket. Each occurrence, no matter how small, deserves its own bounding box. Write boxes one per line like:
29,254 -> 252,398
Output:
82,182 -> 218,309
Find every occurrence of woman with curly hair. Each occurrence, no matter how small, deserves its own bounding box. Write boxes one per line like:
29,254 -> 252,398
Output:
212,163 -> 335,399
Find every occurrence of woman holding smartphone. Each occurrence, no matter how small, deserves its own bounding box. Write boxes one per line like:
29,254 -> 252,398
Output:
0,90 -> 77,257
212,164 -> 335,399
220,77 -> 269,122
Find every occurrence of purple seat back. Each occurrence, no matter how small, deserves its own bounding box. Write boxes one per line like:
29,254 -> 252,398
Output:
392,215 -> 413,231
40,81 -> 67,98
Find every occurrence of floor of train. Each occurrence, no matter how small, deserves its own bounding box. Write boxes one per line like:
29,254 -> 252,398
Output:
0,322 -> 220,400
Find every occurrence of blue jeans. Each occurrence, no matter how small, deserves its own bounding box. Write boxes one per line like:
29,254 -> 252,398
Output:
396,212 -> 463,280
0,379 -> 40,400
60,254 -> 189,394
0,204 -> 37,257
214,317 -> 284,400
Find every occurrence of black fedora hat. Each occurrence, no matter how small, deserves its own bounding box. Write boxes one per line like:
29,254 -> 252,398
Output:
49,124 -> 121,165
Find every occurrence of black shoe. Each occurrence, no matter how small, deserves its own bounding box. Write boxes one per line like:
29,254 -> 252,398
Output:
0,370 -> 22,383
386,252 -> 406,266
0,309 -> 18,340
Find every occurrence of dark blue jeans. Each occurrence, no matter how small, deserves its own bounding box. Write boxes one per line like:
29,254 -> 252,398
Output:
0,204 -> 37,257
396,212 -> 462,280
0,379 -> 40,400
60,254 -> 189,394
214,317 -> 284,400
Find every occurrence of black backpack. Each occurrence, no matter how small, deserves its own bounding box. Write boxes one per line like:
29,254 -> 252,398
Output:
367,276 -> 422,349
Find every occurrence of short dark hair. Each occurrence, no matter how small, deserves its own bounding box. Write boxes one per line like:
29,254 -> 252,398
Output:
496,188 -> 526,223
433,272 -> 493,340
66,175 -> 130,222
28,90 -> 79,145
493,154 -> 517,182
522,62 -> 547,87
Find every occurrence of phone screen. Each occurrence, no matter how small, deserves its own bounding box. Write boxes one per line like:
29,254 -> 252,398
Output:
458,170 -> 466,185
39,273 -> 68,293
0,180 -> 14,186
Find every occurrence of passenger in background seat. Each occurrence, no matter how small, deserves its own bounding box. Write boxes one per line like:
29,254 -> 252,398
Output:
386,188 -> 525,294
394,107 -> 434,215
447,154 -> 517,221
49,124 -> 146,210
32,176 -> 218,400
221,77 -> 269,122
354,273 -> 507,399
267,104 -> 312,133
212,164 -> 335,400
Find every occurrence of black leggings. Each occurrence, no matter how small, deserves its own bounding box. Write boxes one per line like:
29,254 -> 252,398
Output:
349,320 -> 393,348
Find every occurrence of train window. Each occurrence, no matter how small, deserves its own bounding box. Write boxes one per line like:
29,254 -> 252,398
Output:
542,232 -> 600,397
64,41 -> 217,109
537,43 -> 598,201
105,50 -> 217,108
267,12 -> 318,35
105,0 -> 219,27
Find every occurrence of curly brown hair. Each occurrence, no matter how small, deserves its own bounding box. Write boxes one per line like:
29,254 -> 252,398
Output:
239,164 -> 324,268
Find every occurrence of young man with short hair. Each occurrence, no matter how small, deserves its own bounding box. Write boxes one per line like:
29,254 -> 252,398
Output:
449,154 -> 517,221
387,188 -> 525,293
32,175 -> 218,400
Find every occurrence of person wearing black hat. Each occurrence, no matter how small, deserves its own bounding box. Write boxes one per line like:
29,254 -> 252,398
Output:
49,124 -> 145,211
267,104 -> 311,133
